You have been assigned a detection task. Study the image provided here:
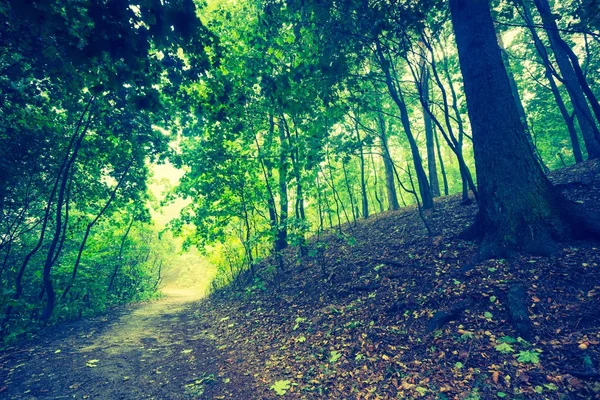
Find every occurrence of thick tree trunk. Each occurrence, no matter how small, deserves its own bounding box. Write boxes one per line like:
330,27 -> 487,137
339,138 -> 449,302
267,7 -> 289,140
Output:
450,0 -> 600,257
532,0 -> 600,159
497,32 -> 547,168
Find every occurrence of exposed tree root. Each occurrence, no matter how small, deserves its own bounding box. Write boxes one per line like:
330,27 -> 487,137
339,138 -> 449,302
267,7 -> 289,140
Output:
507,283 -> 533,340
426,295 -> 476,333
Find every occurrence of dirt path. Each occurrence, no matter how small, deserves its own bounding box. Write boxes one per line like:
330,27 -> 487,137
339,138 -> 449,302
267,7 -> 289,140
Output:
0,288 -> 254,399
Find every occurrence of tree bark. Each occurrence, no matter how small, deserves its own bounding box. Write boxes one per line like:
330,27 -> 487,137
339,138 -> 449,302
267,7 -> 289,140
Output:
450,0 -> 600,257
497,31 -> 547,168
40,103 -> 93,321
369,152 -> 385,212
253,116 -> 279,252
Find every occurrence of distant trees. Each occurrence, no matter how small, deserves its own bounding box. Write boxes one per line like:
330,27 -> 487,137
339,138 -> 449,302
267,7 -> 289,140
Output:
0,0 -> 212,339
174,0 -> 600,285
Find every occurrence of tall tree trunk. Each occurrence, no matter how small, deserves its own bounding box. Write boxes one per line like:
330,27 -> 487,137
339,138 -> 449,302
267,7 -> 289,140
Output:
532,0 -> 600,158
515,0 -> 584,163
369,152 -> 385,212
413,39 -> 479,203
355,115 -> 369,218
322,162 -> 342,231
341,160 -> 357,223
107,217 -> 135,293
497,33 -> 531,136
315,172 -> 325,232
282,114 -> 307,255
438,43 -> 470,201
375,37 -> 433,209
450,0 -> 600,257
418,43 -> 440,197
40,104 -> 93,321
62,156 -> 135,299
240,180 -> 254,275
376,111 -> 400,210
253,118 -> 279,252
276,117 -> 288,252
433,125 -> 449,196
4,98 -> 93,326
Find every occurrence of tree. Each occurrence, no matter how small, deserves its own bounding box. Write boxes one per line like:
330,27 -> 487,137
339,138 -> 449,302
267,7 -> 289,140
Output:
513,0 -> 584,164
449,0 -> 600,257
531,0 -> 600,159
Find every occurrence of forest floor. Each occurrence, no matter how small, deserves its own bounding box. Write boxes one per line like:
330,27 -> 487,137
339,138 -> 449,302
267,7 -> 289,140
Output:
1,160 -> 600,399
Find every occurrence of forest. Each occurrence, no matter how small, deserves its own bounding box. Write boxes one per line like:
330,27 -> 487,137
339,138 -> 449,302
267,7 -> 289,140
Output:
1,0 -> 600,398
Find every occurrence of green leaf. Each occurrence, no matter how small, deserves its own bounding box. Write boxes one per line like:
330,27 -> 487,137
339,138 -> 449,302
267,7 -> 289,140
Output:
270,380 -> 291,396
329,350 -> 342,364
454,361 -> 464,369
489,296 -> 497,303
543,383 -> 558,391
516,350 -> 540,364
415,386 -> 428,396
497,392 -> 507,398
494,343 -> 515,354
295,335 -> 307,343
484,312 -> 493,319
498,336 -> 517,344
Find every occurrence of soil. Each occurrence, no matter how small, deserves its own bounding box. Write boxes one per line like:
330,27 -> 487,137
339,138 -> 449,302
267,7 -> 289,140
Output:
0,288 -> 254,399
1,160 -> 600,399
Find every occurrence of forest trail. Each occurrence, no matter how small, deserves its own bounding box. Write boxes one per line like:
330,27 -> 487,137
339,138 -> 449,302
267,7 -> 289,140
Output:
0,288 -> 254,399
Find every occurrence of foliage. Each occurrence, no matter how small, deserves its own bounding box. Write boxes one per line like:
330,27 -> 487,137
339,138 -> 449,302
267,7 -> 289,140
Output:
270,379 -> 292,396
516,350 -> 541,364
0,0 -> 213,342
495,343 -> 516,354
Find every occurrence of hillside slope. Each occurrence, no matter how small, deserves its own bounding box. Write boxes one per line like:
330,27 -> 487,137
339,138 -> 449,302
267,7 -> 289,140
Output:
196,160 -> 600,399
1,161 -> 598,400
